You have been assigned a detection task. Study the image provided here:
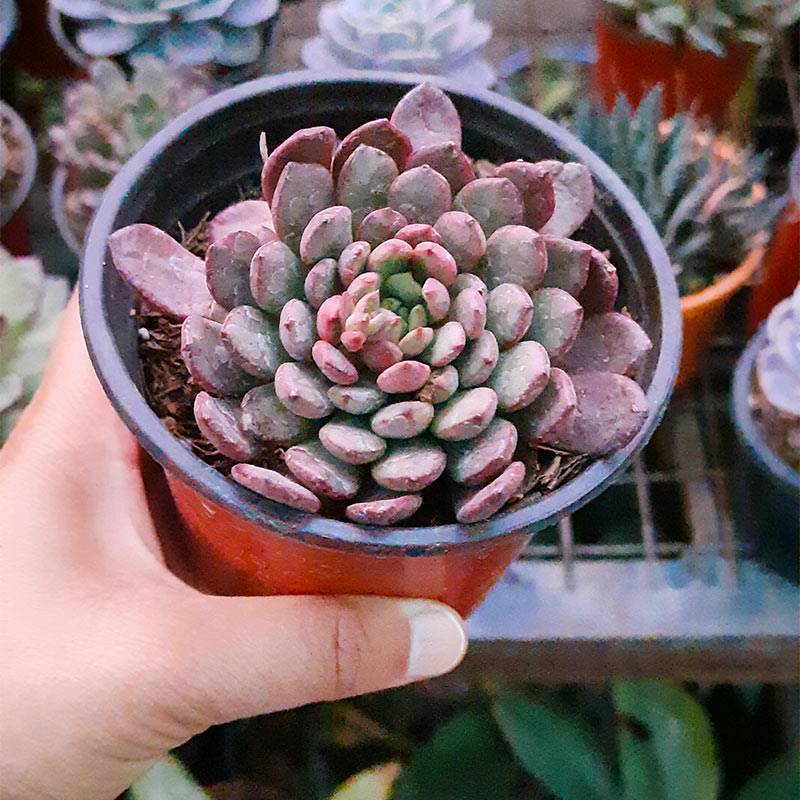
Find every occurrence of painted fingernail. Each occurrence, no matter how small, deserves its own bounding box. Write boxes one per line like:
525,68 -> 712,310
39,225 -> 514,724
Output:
402,600 -> 467,681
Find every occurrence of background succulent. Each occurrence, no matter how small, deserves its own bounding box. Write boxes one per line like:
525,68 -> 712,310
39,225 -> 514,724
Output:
571,87 -> 782,296
0,248 -> 69,446
301,0 -> 495,89
601,0 -> 800,56
110,82 -> 652,526
49,0 -> 279,67
1,101 -> 37,227
49,56 -> 212,249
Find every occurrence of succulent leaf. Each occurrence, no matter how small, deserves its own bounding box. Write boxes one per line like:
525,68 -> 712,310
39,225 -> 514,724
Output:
434,210 -> 486,271
232,463 -> 321,513
450,287 -> 487,340
483,225 -> 547,291
491,340 -> 550,412
356,207 -> 407,247
181,314 -> 257,396
548,371 -> 648,456
454,329 -> 499,388
220,304 -> 285,380
194,391 -> 259,461
304,257 -> 341,310
562,312 -> 652,375
240,383 -> 314,444
261,126 -> 336,204
338,240 -> 371,287
371,400 -> 434,438
278,299 -> 315,361
299,206 -> 354,265
454,461 -> 525,523
371,440 -> 447,492
336,144 -> 399,229
345,493 -> 422,525
485,283 -> 534,348
541,235 -> 592,296
109,223 -> 212,321
577,248 -> 619,315
208,199 -> 275,248
388,165 -> 452,226
537,161 -> 594,238
495,161 -> 555,230
525,288 -> 583,360
285,440 -> 361,499
424,320 -> 467,367
312,340 -> 360,385
250,240 -> 304,314
406,142 -> 476,193
453,177 -> 524,237
206,230 -> 260,310
396,223 -> 442,247
412,241 -> 457,287
377,360 -> 431,393
328,381 -> 386,415
447,417 -> 517,486
431,386 -> 497,441
333,118 -> 412,179
319,417 -> 387,464
389,82 -> 462,150
518,367 -> 577,446
274,361 -> 334,419
271,161 -> 335,252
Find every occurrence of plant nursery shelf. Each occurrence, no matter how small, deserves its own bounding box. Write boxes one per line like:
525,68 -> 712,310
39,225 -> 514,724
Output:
461,336 -> 800,684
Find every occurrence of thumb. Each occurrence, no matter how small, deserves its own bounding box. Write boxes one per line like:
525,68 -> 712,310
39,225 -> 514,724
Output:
151,592 -> 466,732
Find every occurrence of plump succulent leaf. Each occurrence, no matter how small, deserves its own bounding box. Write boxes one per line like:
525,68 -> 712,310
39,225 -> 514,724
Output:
389,82 -> 462,150
262,126 -> 336,204
517,367 -> 577,446
333,118 -> 412,179
208,199 -> 275,247
525,288 -> 584,360
453,177 -> 524,237
285,440 -> 362,499
537,161 -> 594,238
495,161 -> 556,230
561,312 -> 652,375
345,492 -> 422,525
371,440 -> 447,492
232,463 -> 321,513
454,461 -> 525,523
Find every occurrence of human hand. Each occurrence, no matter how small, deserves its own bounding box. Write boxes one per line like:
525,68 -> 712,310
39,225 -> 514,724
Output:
0,295 -> 466,800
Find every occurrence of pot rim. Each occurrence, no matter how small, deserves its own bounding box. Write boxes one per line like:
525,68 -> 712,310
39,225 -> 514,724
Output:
80,70 -> 681,554
732,326 -> 800,491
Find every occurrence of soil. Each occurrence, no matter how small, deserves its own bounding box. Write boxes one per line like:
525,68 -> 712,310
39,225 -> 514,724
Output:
134,214 -> 593,525
750,375 -> 800,473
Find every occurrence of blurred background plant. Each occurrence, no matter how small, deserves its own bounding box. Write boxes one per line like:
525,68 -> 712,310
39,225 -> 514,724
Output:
48,0 -> 280,72
569,86 -> 782,297
127,680 -> 800,800
0,247 -> 68,445
48,56 -> 212,252
0,100 -> 37,228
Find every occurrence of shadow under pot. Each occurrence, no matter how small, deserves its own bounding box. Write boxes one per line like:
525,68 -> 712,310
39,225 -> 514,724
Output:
80,73 -> 681,616
731,327 -> 800,584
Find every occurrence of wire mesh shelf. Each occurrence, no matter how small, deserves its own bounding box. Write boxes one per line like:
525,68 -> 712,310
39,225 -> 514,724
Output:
463,332 -> 800,684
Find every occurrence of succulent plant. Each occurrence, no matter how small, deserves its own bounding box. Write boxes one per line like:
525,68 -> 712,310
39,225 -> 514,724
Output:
49,0 -> 279,67
602,0 -> 800,56
1,101 -> 37,227
571,87 -> 782,296
1,248 -> 69,446
0,0 -> 17,53
301,0 -> 495,89
109,82 -> 652,525
49,56 -> 212,249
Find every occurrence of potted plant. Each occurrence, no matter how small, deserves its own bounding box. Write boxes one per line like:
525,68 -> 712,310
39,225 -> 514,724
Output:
571,87 -> 781,386
80,74 -> 680,616
48,56 -> 212,254
301,0 -> 496,89
732,284 -> 799,583
0,247 -> 70,445
0,101 -> 38,255
48,0 -> 280,79
592,0 -> 800,125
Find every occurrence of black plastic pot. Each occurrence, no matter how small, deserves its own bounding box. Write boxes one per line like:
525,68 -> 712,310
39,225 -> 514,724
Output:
80,72 -> 681,614
731,328 -> 800,584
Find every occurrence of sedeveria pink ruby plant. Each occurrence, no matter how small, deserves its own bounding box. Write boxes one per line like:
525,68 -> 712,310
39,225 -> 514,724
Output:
109,83 -> 652,525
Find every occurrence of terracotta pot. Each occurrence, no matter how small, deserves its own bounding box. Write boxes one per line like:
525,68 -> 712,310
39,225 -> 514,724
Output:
592,15 -> 756,125
747,201 -> 800,336
80,73 -> 681,617
678,247 -> 764,388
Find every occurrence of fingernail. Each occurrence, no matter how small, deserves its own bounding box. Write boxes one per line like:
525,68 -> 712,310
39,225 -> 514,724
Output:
402,601 -> 467,681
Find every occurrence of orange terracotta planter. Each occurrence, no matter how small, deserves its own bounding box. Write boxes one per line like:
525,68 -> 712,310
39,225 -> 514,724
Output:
747,202 -> 800,336
678,248 -> 764,387
592,16 -> 756,125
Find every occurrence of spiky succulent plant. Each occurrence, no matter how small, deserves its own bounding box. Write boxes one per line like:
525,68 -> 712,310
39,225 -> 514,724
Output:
1,248 -> 69,445
50,57 -> 212,249
50,0 -> 279,67
602,0 -> 800,55
301,0 -> 495,89
572,87 -> 781,296
110,82 -> 652,525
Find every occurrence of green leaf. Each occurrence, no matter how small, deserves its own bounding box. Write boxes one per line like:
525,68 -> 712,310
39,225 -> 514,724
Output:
129,756 -> 210,800
330,763 -> 401,800
492,690 -> 614,800
618,726 -> 666,800
391,711 -> 516,800
613,681 -> 719,800
736,751 -> 800,800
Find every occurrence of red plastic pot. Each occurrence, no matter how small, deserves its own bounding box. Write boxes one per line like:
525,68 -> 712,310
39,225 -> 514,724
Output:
80,73 -> 681,616
592,15 -> 756,125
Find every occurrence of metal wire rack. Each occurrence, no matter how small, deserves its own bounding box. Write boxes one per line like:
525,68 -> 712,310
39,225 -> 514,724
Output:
463,333 -> 800,685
